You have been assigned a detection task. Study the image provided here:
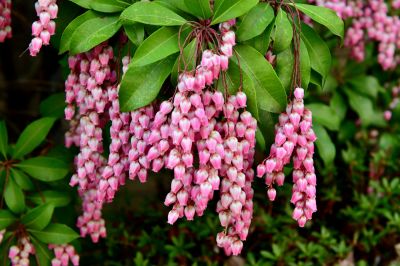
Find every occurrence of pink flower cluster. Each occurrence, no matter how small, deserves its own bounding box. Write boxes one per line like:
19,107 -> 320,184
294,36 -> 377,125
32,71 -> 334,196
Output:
65,43 -> 117,242
0,0 -> 11,42
48,244 -> 80,266
309,0 -> 400,70
8,237 -> 35,266
257,88 -> 317,227
29,0 -> 58,56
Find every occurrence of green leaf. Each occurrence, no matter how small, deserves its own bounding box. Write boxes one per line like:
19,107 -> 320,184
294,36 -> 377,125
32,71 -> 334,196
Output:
347,75 -> 383,99
22,204 -> 54,230
132,26 -> 187,67
314,123 -> 336,166
119,55 -> 176,112
11,168 -> 34,191
184,0 -> 212,19
28,190 -> 71,207
0,120 -> 8,159
256,127 -> 266,152
243,21 -> 274,55
273,9 -> 293,53
223,59 -> 259,120
124,24 -> 145,46
300,39 -> 311,89
301,23 -> 331,84
171,39 -> 197,85
294,3 -> 344,39
68,0 -> 91,9
40,93 -> 66,119
89,0 -> 129,13
13,117 -> 56,159
159,0 -> 191,13
330,92 -> 347,122
212,0 -> 258,25
31,238 -> 53,266
344,89 -> 386,127
70,14 -> 121,54
4,177 -> 25,214
276,46 -> 294,92
232,45 -> 287,113
121,2 -> 187,26
307,103 -> 340,131
237,3 -> 274,42
59,10 -> 98,54
16,156 -> 69,182
0,210 -> 16,230
29,224 -> 80,244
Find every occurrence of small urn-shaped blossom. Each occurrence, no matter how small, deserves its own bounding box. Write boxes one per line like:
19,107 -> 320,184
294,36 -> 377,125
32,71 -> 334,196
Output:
9,237 -> 35,266
0,0 -> 12,42
257,87 -> 317,227
48,244 -> 80,266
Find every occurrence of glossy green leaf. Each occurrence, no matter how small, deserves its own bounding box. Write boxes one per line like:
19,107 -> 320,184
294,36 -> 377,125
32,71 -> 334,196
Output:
31,238 -> 53,266
22,203 -> 54,230
237,3 -> 274,41
294,3 -> 344,39
307,103 -> 340,131
0,120 -> 7,159
16,156 -> 69,182
89,0 -> 129,13
28,190 -> 71,207
121,2 -> 187,26
11,168 -> 34,191
119,55 -> 176,112
314,123 -> 336,166
29,223 -> 79,244
273,8 -> 293,53
223,59 -> 259,120
348,75 -> 383,99
70,15 -> 121,54
212,0 -> 258,25
184,0 -> 212,19
13,117 -> 56,159
59,10 -> 98,54
301,23 -> 331,84
160,0 -> 191,13
40,93 -> 66,119
300,39 -> 311,89
244,22 -> 274,55
344,89 -> 386,127
276,46 -> 294,92
232,45 -> 287,113
256,128 -> 266,152
4,177 -> 25,214
330,92 -> 347,122
0,210 -> 16,230
68,0 -> 91,8
132,26 -> 187,67
124,24 -> 144,46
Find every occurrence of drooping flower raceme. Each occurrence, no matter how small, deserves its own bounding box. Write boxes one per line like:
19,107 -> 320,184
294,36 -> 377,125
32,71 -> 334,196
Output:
257,88 -> 317,227
29,0 -> 58,56
8,237 -> 35,266
0,0 -> 11,42
48,244 -> 80,266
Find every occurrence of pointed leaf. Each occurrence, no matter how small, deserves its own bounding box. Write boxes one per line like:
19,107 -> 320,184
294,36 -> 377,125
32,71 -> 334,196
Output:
212,0 -> 258,25
40,93 -> 66,119
184,0 -> 212,19
294,3 -> 344,39
89,0 -> 130,13
273,8 -> 293,53
0,120 -> 8,159
236,3 -> 274,41
29,223 -> 79,244
232,45 -> 287,113
11,168 -> 34,191
314,123 -> 336,166
132,26 -> 187,67
22,203 -> 55,230
119,55 -> 176,112
28,190 -> 71,207
59,10 -> 98,54
307,103 -> 340,131
124,23 -> 145,46
70,15 -> 121,54
300,39 -> 311,89
13,117 -> 56,159
121,2 -> 187,26
4,177 -> 25,214
301,23 -> 331,83
16,156 -> 69,182
0,210 -> 16,230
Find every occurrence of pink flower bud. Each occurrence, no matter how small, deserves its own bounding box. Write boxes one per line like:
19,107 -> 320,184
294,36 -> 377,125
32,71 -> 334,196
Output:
167,210 -> 179,224
184,205 -> 195,220
29,37 -> 43,56
294,87 -> 304,99
267,188 -> 277,201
